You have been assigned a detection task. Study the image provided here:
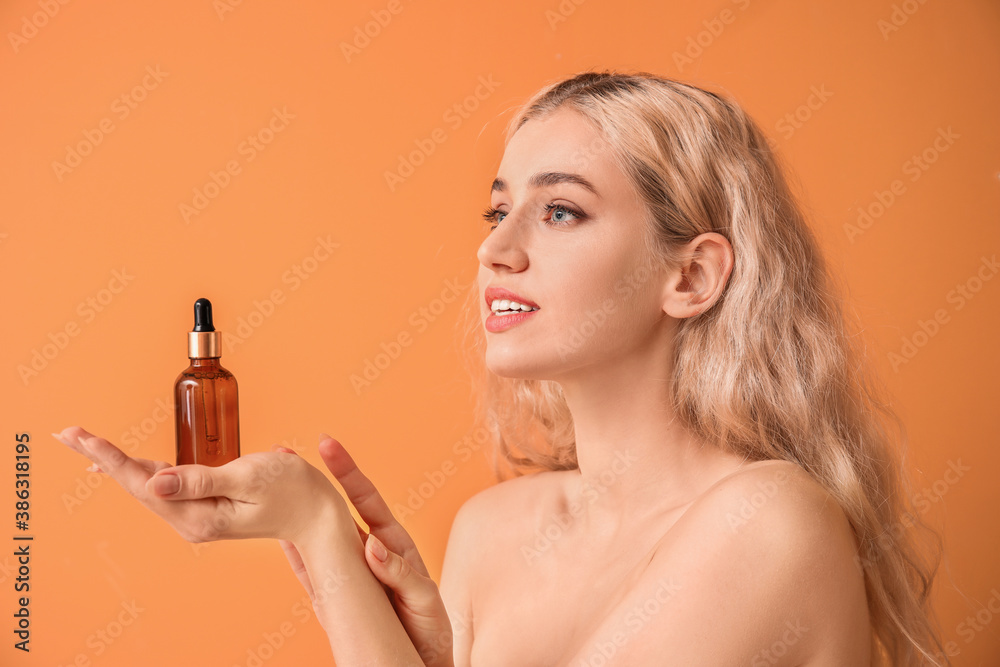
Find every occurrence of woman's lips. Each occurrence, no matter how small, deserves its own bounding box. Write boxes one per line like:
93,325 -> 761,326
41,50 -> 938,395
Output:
485,309 -> 538,333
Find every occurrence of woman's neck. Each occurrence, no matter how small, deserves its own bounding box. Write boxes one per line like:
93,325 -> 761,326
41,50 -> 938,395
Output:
556,342 -> 749,537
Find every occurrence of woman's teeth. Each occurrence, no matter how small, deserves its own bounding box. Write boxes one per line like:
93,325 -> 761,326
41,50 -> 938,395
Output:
490,299 -> 539,315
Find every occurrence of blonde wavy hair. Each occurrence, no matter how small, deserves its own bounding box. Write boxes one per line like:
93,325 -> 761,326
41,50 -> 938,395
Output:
454,69 -> 948,666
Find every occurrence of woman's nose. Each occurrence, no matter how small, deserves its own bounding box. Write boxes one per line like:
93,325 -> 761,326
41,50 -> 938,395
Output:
477,215 -> 529,273
476,219 -> 528,271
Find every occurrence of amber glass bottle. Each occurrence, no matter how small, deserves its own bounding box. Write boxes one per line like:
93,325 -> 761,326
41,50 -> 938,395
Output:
174,298 -> 240,466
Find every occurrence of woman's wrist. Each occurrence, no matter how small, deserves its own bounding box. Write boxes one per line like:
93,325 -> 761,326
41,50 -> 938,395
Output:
289,484 -> 359,557
289,491 -> 424,665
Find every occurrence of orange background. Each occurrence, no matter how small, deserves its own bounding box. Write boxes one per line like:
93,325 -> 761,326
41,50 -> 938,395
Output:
2,0 -> 998,665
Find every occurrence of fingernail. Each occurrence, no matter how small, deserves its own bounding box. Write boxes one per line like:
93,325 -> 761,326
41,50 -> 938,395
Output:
51,432 -> 67,444
86,463 -> 102,473
367,534 -> 388,563
151,473 -> 180,496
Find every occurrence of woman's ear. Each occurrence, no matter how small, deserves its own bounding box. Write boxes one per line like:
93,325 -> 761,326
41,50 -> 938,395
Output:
661,232 -> 733,318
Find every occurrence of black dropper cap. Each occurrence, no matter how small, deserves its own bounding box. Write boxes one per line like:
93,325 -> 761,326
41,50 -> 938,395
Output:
193,298 -> 215,332
188,298 -> 221,358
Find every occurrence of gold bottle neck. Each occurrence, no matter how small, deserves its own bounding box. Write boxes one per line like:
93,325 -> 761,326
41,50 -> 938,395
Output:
188,331 -> 221,358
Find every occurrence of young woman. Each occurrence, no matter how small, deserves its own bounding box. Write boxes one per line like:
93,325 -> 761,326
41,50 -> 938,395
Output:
56,70 -> 948,666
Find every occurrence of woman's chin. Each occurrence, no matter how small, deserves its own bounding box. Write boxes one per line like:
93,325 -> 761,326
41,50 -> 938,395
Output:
484,350 -> 548,380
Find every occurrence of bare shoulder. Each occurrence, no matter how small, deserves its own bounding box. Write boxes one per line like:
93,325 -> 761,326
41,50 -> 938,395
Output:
674,458 -> 866,609
689,459 -> 870,659
683,459 -> 860,561
450,468 -> 565,536
563,459 -> 871,665
440,469 -> 563,601
439,470 -> 563,666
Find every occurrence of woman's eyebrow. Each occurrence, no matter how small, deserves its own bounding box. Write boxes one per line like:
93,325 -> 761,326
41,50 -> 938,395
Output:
490,171 -> 600,197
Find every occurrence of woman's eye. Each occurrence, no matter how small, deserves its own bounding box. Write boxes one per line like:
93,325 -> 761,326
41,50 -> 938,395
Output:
481,206 -> 506,229
544,203 -> 584,226
481,202 -> 584,231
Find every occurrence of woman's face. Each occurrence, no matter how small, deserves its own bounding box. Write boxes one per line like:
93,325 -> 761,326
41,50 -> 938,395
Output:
477,106 -> 670,381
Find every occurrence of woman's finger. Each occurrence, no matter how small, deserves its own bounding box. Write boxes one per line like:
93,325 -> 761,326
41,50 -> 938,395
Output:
364,534 -> 439,607
54,427 -> 155,499
145,462 -> 245,500
364,534 -> 454,667
279,539 -> 314,599
86,457 -> 172,476
318,434 -> 430,578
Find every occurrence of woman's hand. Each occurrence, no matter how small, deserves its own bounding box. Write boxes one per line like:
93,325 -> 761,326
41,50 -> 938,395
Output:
296,435 -> 455,667
56,425 -> 454,665
53,426 -> 350,547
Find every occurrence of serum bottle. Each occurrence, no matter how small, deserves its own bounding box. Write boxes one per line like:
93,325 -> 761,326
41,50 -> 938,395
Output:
174,298 -> 240,466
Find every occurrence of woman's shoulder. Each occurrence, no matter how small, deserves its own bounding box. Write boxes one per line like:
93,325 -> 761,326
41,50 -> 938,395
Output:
649,458 -> 871,660
550,459 -> 871,665
682,458 -> 856,545
453,468 -> 569,531
666,458 -> 862,580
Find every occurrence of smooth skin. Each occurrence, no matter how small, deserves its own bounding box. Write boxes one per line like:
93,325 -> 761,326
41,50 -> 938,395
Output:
57,105 -> 871,665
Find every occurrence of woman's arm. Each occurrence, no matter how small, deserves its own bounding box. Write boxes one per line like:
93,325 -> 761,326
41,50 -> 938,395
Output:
313,436 -> 457,667
292,518 -> 425,665
54,426 -> 426,665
